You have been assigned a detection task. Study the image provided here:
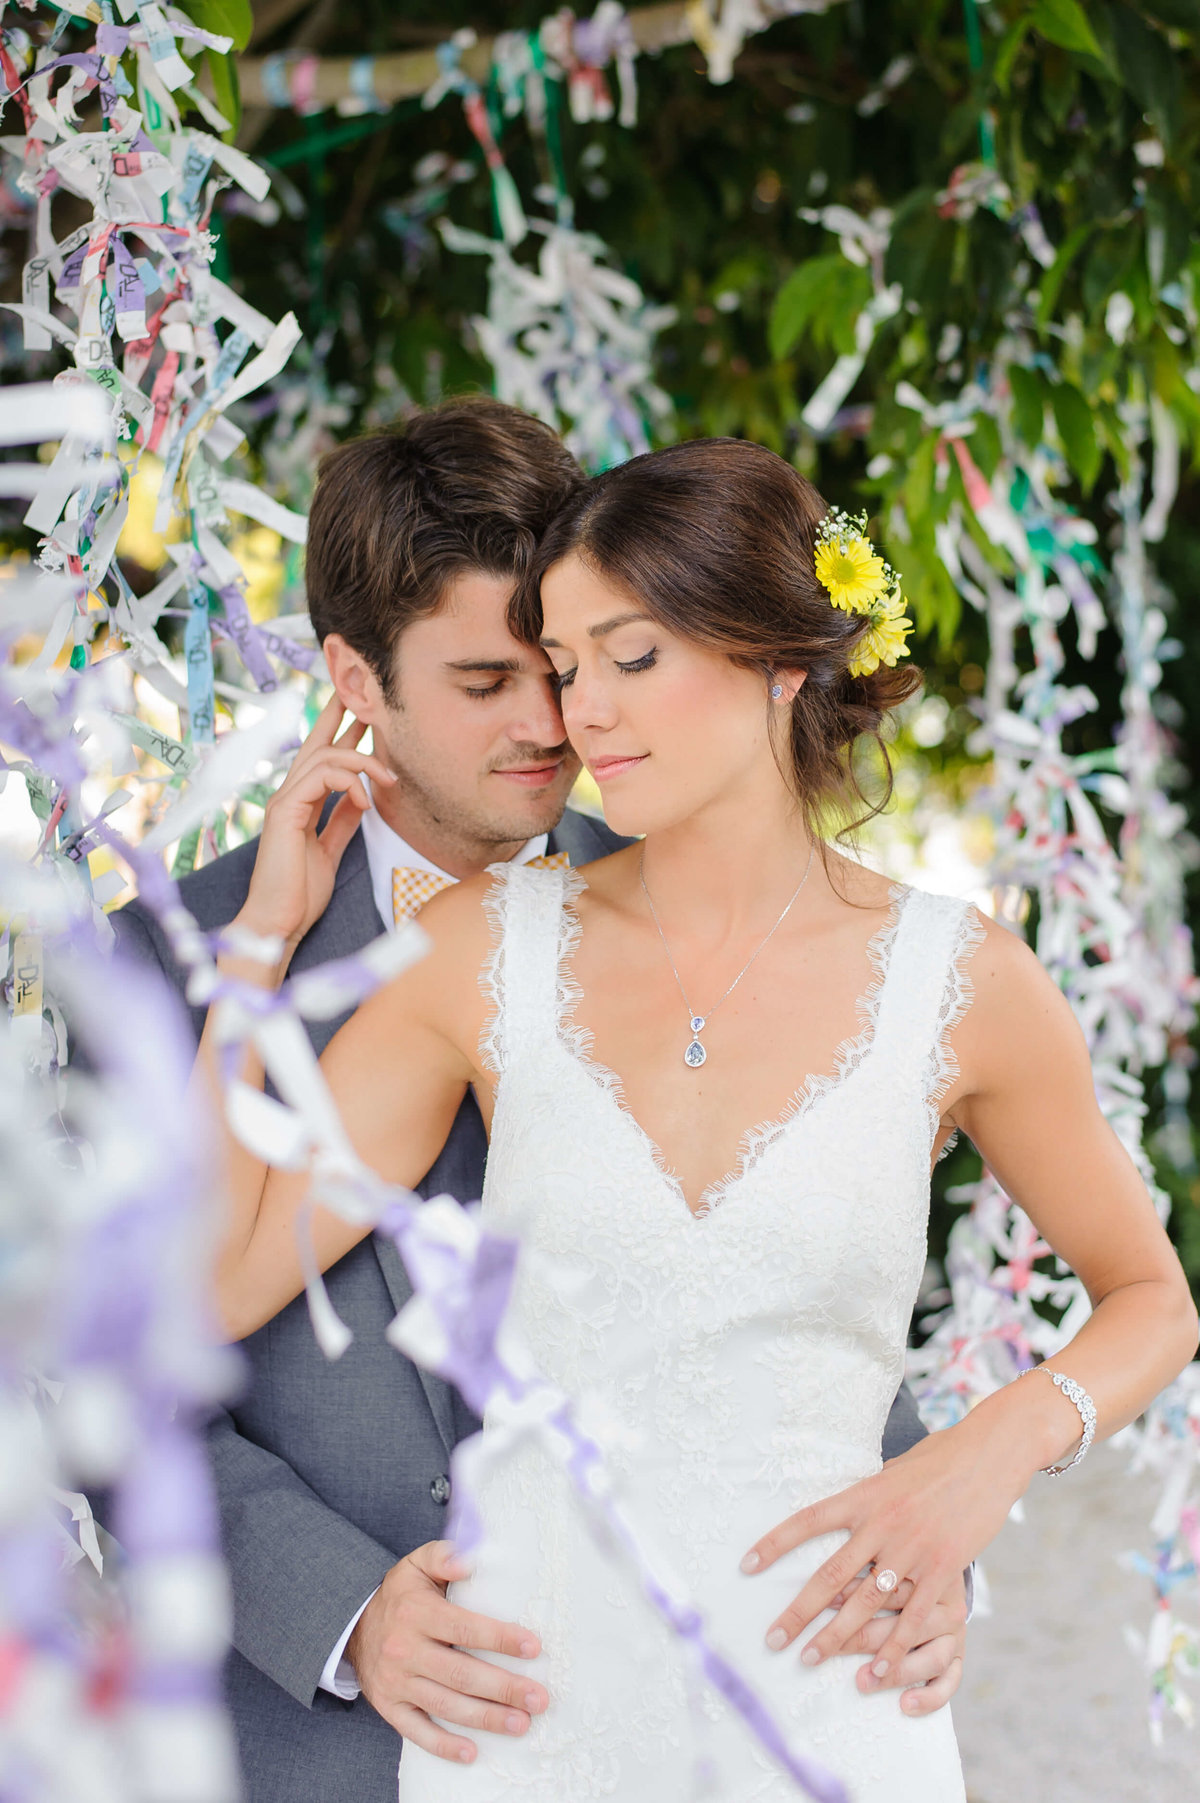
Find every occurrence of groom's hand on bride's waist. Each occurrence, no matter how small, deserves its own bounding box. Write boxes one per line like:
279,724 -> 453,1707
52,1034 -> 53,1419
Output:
346,1540 -> 549,1764
824,1569 -> 967,1715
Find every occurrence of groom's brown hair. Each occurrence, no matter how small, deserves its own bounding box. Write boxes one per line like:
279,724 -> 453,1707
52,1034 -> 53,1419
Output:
305,395 -> 583,701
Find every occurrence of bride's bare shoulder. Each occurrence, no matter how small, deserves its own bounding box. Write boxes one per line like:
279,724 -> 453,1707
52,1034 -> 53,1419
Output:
821,848 -> 904,916
571,842 -> 643,894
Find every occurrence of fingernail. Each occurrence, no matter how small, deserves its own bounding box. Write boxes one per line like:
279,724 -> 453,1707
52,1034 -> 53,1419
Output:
505,1713 -> 526,1734
801,1646 -> 821,1666
740,1551 -> 761,1573
766,1627 -> 788,1651
901,1693 -> 918,1712
861,1670 -> 879,1690
457,1747 -> 475,1763
871,1659 -> 889,1679
524,1690 -> 542,1712
519,1637 -> 538,1658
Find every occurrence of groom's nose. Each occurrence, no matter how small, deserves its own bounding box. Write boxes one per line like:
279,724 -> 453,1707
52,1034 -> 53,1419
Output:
505,675 -> 568,749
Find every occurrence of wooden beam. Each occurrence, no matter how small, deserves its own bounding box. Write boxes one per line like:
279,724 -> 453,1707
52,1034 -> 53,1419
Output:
235,1 -> 835,110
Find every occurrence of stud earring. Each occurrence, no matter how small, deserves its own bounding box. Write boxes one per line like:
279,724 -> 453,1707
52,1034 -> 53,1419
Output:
770,683 -> 784,700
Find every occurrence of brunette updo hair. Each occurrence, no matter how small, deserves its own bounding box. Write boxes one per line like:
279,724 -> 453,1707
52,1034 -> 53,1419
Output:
512,437 -> 922,844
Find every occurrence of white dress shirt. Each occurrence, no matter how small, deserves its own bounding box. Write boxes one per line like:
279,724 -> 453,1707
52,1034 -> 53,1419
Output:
317,805 -> 552,1700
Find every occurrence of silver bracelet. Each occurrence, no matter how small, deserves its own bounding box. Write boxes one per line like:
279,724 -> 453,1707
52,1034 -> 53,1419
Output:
1021,1366 -> 1097,1476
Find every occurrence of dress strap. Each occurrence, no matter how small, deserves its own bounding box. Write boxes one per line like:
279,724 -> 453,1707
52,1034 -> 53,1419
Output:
871,885 -> 987,1141
478,862 -> 584,1076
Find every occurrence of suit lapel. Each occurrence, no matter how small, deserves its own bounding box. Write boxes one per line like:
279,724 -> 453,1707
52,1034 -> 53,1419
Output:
549,806 -> 634,866
292,825 -> 459,1461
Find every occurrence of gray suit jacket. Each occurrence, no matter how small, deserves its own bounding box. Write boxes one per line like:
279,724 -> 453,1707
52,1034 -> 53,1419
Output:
113,808 -> 930,1801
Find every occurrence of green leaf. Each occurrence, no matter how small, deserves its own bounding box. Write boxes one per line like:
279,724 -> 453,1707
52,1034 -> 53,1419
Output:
994,16 -> 1035,93
1036,222 -> 1093,330
1008,364 -> 1047,446
1102,2 -> 1182,149
178,0 -> 253,51
770,259 -> 830,360
900,430 -> 938,527
1143,181 -> 1191,291
894,528 -> 961,645
1051,381 -> 1103,492
1030,0 -> 1105,59
1135,0 -> 1200,23
969,412 -> 1003,481
883,188 -> 953,312
1082,225 -> 1140,317
1096,401 -> 1133,483
767,255 -> 869,361
205,46 -> 240,138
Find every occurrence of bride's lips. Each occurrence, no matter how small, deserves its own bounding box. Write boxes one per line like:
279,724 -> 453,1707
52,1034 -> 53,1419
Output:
492,760 -> 564,789
591,754 -> 648,784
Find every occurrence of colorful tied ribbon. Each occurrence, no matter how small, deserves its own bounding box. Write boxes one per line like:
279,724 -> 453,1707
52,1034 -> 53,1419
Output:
423,31 -> 527,248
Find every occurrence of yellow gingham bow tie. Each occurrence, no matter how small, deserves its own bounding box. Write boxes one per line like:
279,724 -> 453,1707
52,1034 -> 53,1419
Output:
391,851 -> 570,924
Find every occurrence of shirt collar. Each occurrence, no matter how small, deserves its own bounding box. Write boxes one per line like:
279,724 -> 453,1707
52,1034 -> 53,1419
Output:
359,793 -> 550,931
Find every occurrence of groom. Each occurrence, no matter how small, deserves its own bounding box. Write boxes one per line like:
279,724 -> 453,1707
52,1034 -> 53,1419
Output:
114,398 -> 967,1798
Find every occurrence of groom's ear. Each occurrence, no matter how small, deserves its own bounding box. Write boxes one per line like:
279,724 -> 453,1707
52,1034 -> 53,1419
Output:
323,633 -> 390,725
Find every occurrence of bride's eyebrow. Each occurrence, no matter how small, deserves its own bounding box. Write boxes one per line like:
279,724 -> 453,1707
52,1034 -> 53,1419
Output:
541,612 -> 653,649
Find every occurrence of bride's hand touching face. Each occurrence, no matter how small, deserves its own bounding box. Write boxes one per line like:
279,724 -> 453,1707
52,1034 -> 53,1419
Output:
539,552 -> 804,839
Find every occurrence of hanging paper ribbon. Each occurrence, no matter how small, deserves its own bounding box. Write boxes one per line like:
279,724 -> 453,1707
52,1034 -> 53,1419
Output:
423,32 -> 527,248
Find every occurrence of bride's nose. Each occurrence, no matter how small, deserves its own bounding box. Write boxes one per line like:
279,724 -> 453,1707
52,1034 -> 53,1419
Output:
561,661 -> 622,737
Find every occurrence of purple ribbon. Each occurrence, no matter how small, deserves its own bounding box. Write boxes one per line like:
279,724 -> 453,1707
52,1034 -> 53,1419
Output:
216,583 -> 279,692
4,661 -> 847,1802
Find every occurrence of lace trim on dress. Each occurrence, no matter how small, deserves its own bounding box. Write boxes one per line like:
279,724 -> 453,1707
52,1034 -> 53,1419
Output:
692,879 -> 911,1218
556,873 -> 912,1220
552,866 -> 657,1129
478,862 -> 519,1076
921,900 -> 988,1150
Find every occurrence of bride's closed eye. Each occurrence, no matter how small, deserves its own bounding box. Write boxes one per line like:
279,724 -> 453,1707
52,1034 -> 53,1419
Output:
555,649 -> 659,690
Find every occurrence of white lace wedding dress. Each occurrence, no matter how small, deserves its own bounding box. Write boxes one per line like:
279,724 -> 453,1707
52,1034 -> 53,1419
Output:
398,864 -> 980,1803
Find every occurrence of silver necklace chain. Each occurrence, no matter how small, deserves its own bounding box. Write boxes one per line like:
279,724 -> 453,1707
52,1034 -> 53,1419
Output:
639,843 -> 816,1069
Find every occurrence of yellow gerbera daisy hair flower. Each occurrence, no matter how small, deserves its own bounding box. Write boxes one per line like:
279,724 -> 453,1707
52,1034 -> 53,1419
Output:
813,506 -> 914,677
847,589 -> 913,679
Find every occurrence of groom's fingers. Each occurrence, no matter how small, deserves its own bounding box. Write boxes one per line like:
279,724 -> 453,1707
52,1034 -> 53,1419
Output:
857,1627 -> 961,1690
836,1592 -> 958,1658
381,1699 -> 478,1765
423,1596 -> 544,1665
900,1654 -> 963,1717
406,1673 -> 534,1739
423,1642 -> 548,1717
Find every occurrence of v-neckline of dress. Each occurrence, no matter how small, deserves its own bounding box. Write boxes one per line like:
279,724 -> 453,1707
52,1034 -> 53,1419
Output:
552,875 -> 912,1221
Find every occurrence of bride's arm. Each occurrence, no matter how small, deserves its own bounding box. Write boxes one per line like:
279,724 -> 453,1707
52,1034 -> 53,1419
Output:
202,892 -> 486,1343
189,696 -> 494,1342
741,912 -> 1199,1672
940,914 -> 1199,1451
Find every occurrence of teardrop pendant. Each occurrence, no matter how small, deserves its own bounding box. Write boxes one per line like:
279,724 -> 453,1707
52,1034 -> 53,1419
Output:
684,1039 -> 707,1069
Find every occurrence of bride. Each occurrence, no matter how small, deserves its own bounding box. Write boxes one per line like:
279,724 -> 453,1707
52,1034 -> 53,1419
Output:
206,437 -> 1197,1801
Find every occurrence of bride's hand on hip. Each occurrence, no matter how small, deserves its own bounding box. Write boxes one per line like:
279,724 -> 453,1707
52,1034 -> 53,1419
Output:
740,1417 -> 1025,1683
